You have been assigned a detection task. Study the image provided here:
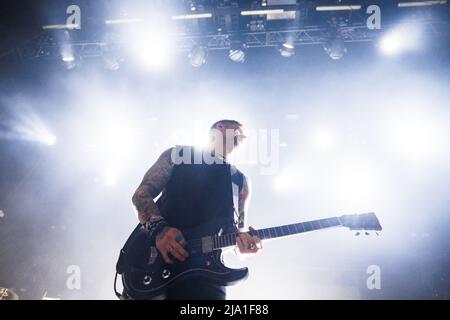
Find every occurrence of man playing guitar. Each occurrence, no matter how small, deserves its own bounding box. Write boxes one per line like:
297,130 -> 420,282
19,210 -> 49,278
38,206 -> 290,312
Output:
131,119 -> 262,299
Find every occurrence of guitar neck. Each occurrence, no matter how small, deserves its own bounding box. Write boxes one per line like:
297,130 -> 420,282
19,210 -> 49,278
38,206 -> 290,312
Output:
211,216 -> 342,250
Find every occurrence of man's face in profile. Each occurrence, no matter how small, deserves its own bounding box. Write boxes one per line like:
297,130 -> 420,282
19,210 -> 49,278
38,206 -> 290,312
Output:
211,123 -> 246,155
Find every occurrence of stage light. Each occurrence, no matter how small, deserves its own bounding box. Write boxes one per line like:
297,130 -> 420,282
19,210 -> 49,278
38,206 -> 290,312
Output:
43,134 -> 57,146
60,45 -> 80,70
324,37 -> 347,60
2,102 -> 58,146
61,46 -> 75,61
138,38 -> 172,69
42,23 -> 80,30
172,13 -> 212,20
241,9 -> 284,16
229,44 -> 247,63
127,22 -> 174,71
58,30 -> 80,69
398,0 -> 447,7
29,127 -> 57,146
62,55 -> 74,62
379,23 -> 422,55
23,125 -> 56,146
279,43 -> 295,58
316,5 -> 361,11
379,33 -> 401,55
188,0 -> 197,11
189,46 -> 208,67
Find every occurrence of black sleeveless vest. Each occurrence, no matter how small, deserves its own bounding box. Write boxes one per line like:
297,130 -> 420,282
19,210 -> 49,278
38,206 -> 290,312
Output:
156,146 -> 241,233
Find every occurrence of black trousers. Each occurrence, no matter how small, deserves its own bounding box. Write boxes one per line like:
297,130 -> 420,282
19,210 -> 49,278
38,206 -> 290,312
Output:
165,276 -> 226,300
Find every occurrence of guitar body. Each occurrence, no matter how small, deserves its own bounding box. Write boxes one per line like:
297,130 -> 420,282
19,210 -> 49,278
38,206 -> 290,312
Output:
116,221 -> 248,300
115,212 -> 382,299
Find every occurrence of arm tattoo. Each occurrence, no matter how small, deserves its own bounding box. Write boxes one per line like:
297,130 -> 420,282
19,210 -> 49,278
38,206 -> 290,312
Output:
132,148 -> 174,224
237,174 -> 251,229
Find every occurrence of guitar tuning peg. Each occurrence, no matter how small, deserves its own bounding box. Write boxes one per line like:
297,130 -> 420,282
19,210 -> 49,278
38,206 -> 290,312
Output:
365,232 -> 370,236
355,232 -> 360,236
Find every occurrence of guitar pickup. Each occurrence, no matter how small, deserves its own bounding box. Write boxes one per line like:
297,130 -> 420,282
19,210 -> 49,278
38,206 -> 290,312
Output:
147,246 -> 158,265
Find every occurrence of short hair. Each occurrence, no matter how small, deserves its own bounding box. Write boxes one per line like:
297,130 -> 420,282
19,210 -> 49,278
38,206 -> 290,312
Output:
210,119 -> 243,130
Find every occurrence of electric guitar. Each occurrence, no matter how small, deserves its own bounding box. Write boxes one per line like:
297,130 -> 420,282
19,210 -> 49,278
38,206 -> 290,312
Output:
115,212 -> 382,299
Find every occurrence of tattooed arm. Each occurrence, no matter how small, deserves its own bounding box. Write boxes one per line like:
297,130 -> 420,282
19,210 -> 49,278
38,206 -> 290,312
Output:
132,147 -> 189,263
132,148 -> 174,224
235,174 -> 262,255
237,174 -> 251,229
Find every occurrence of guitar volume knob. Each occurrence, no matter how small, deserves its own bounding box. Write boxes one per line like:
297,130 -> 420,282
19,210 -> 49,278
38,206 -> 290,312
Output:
162,269 -> 171,279
143,275 -> 152,285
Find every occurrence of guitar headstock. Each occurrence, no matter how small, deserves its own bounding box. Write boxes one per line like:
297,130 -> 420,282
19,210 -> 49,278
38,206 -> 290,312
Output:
339,212 -> 382,232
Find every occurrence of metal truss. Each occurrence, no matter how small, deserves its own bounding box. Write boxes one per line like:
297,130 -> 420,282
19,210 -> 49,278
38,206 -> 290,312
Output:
17,20 -> 450,60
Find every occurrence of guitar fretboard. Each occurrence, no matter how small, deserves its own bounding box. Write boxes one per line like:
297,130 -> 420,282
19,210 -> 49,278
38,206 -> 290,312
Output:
212,217 -> 342,250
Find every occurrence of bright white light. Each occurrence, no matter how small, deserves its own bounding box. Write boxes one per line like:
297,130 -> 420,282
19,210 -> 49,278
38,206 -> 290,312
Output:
241,9 -> 284,16
43,134 -> 57,146
279,43 -> 295,58
316,5 -> 361,11
42,23 -> 80,30
172,13 -> 212,20
127,21 -> 175,70
312,129 -> 335,150
137,36 -> 172,69
379,24 -> 423,55
398,1 -> 447,7
2,105 -> 58,146
61,45 -> 75,62
62,55 -> 75,62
